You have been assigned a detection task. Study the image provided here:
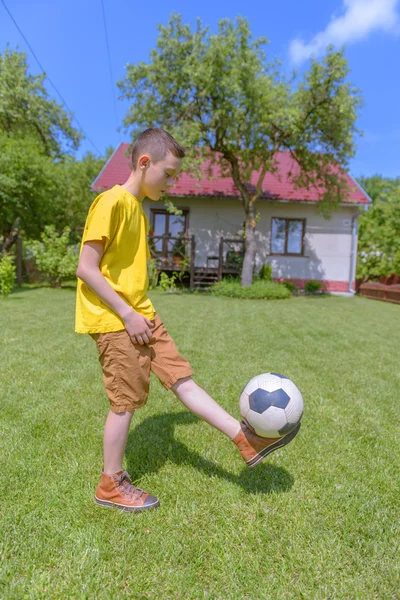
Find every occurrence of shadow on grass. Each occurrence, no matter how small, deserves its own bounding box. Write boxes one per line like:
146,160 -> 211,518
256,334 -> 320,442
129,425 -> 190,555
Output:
301,293 -> 332,299
126,411 -> 294,495
10,283 -> 77,295
1,296 -> 23,300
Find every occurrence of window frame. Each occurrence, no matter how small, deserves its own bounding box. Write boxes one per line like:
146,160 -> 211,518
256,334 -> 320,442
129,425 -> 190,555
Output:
270,217 -> 306,256
150,208 -> 190,237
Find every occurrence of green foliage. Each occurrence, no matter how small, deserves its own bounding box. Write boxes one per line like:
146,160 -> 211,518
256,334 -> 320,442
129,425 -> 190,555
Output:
257,263 -> 272,281
54,153 -> 106,241
0,136 -> 104,248
26,226 -> 79,287
225,250 -> 244,270
177,254 -> 191,273
357,175 -> 399,204
0,134 -> 60,244
147,258 -> 159,289
356,177 -> 400,280
211,278 -> 290,299
119,16 -> 360,192
0,48 -> 81,156
282,280 -> 298,293
304,280 -> 323,294
171,235 -> 187,257
164,197 -> 183,216
158,271 -> 177,292
0,140 -> 105,248
0,253 -> 16,297
0,49 -> 103,252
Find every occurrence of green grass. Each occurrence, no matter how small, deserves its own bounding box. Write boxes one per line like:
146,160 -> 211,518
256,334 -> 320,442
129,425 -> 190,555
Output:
211,278 -> 291,299
1,288 -> 399,599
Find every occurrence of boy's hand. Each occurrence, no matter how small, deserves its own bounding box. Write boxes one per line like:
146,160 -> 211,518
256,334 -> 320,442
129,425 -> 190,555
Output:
123,309 -> 154,345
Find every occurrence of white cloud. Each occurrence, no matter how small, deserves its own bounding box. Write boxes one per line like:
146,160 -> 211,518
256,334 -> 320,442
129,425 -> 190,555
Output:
289,0 -> 400,65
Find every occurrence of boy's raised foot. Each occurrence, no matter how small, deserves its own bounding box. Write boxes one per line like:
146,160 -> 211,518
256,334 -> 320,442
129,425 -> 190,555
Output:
95,470 -> 160,512
233,420 -> 301,468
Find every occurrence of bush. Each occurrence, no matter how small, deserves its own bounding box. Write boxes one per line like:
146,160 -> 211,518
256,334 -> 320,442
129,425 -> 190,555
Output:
225,250 -> 244,269
257,263 -> 272,281
0,254 -> 16,298
282,280 -> 298,294
27,226 -> 79,287
147,258 -> 159,290
158,271 -> 177,292
304,280 -> 323,294
211,278 -> 291,299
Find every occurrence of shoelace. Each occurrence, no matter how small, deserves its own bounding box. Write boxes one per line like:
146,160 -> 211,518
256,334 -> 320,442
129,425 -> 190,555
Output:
115,471 -> 144,500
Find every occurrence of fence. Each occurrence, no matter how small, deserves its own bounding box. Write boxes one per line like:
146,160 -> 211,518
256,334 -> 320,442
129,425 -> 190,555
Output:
359,282 -> 400,305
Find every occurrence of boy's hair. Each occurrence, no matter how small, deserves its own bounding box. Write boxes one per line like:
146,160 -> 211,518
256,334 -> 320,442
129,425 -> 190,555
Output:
131,128 -> 186,169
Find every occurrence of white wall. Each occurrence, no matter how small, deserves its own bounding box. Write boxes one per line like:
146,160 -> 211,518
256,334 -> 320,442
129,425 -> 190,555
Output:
143,197 -> 360,284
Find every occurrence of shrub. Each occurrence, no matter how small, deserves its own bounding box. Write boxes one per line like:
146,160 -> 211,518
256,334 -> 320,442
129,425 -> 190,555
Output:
27,226 -> 79,287
305,280 -> 323,294
158,271 -> 177,292
225,250 -> 244,269
0,254 -> 16,298
282,280 -> 298,294
147,258 -> 159,289
211,278 -> 290,299
257,263 -> 272,281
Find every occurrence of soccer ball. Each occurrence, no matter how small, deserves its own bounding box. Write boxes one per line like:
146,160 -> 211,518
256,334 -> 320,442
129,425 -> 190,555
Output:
240,372 -> 304,438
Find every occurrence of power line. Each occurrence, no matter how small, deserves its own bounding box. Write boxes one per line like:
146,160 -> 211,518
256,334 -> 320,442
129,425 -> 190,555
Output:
100,0 -> 119,132
0,0 -> 102,155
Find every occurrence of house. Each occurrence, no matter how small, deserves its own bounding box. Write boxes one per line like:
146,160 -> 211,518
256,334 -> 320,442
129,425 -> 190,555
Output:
92,143 -> 371,292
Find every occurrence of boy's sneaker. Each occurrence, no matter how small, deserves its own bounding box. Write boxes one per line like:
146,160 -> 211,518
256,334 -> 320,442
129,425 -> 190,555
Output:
233,420 -> 301,468
95,470 -> 160,512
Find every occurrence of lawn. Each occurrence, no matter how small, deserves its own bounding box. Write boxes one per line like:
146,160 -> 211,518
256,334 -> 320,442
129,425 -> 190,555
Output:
0,288 -> 399,599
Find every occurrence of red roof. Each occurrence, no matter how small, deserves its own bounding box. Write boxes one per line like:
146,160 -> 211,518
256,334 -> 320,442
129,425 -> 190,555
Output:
92,142 -> 370,205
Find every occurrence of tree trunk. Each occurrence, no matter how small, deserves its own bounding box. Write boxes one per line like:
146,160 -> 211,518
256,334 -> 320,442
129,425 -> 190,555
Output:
0,218 -> 21,254
241,204 -> 257,287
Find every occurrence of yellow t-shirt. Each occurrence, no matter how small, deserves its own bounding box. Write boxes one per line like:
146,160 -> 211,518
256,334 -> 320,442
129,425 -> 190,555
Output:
75,185 -> 154,333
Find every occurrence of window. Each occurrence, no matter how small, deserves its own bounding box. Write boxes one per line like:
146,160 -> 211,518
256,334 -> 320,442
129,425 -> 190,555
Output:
150,209 -> 189,252
271,218 -> 305,256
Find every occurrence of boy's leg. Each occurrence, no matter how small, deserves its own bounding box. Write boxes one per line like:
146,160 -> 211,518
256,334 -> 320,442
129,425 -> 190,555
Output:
172,377 -> 241,439
150,316 -> 300,468
91,331 -> 159,512
96,407 -> 159,512
172,376 -> 301,468
103,409 -> 133,474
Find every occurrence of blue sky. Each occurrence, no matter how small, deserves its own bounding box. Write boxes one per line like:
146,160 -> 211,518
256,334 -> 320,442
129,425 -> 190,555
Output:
1,0 -> 399,178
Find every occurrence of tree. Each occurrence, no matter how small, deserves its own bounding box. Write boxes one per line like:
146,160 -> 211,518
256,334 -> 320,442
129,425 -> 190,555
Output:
0,48 -> 81,157
0,134 -> 61,250
118,14 -> 362,285
357,175 -> 399,204
0,137 -> 105,252
356,176 -> 400,281
0,48 -> 83,251
52,152 -> 107,240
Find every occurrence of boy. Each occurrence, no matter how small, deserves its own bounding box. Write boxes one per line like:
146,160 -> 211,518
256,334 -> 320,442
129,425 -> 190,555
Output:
75,128 -> 300,513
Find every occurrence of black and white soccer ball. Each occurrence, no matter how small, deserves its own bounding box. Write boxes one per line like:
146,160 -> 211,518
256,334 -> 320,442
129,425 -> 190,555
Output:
240,373 -> 304,438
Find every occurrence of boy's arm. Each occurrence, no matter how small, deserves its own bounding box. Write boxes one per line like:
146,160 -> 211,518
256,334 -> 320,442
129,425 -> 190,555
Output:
76,241 -> 153,345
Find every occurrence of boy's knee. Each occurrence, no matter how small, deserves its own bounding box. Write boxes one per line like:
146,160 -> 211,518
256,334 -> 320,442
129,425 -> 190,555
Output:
172,376 -> 194,394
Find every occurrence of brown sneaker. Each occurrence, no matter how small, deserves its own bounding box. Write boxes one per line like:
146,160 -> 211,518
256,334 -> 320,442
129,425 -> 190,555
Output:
95,470 -> 160,512
233,421 -> 301,468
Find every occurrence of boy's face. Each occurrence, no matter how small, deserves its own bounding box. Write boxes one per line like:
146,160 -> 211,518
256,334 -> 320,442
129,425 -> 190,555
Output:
139,151 -> 182,201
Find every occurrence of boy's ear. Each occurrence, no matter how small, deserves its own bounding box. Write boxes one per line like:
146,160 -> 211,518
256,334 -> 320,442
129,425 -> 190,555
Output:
138,154 -> 150,171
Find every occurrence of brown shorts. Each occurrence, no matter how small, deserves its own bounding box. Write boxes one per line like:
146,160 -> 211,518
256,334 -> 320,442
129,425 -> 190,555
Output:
90,313 -> 194,413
